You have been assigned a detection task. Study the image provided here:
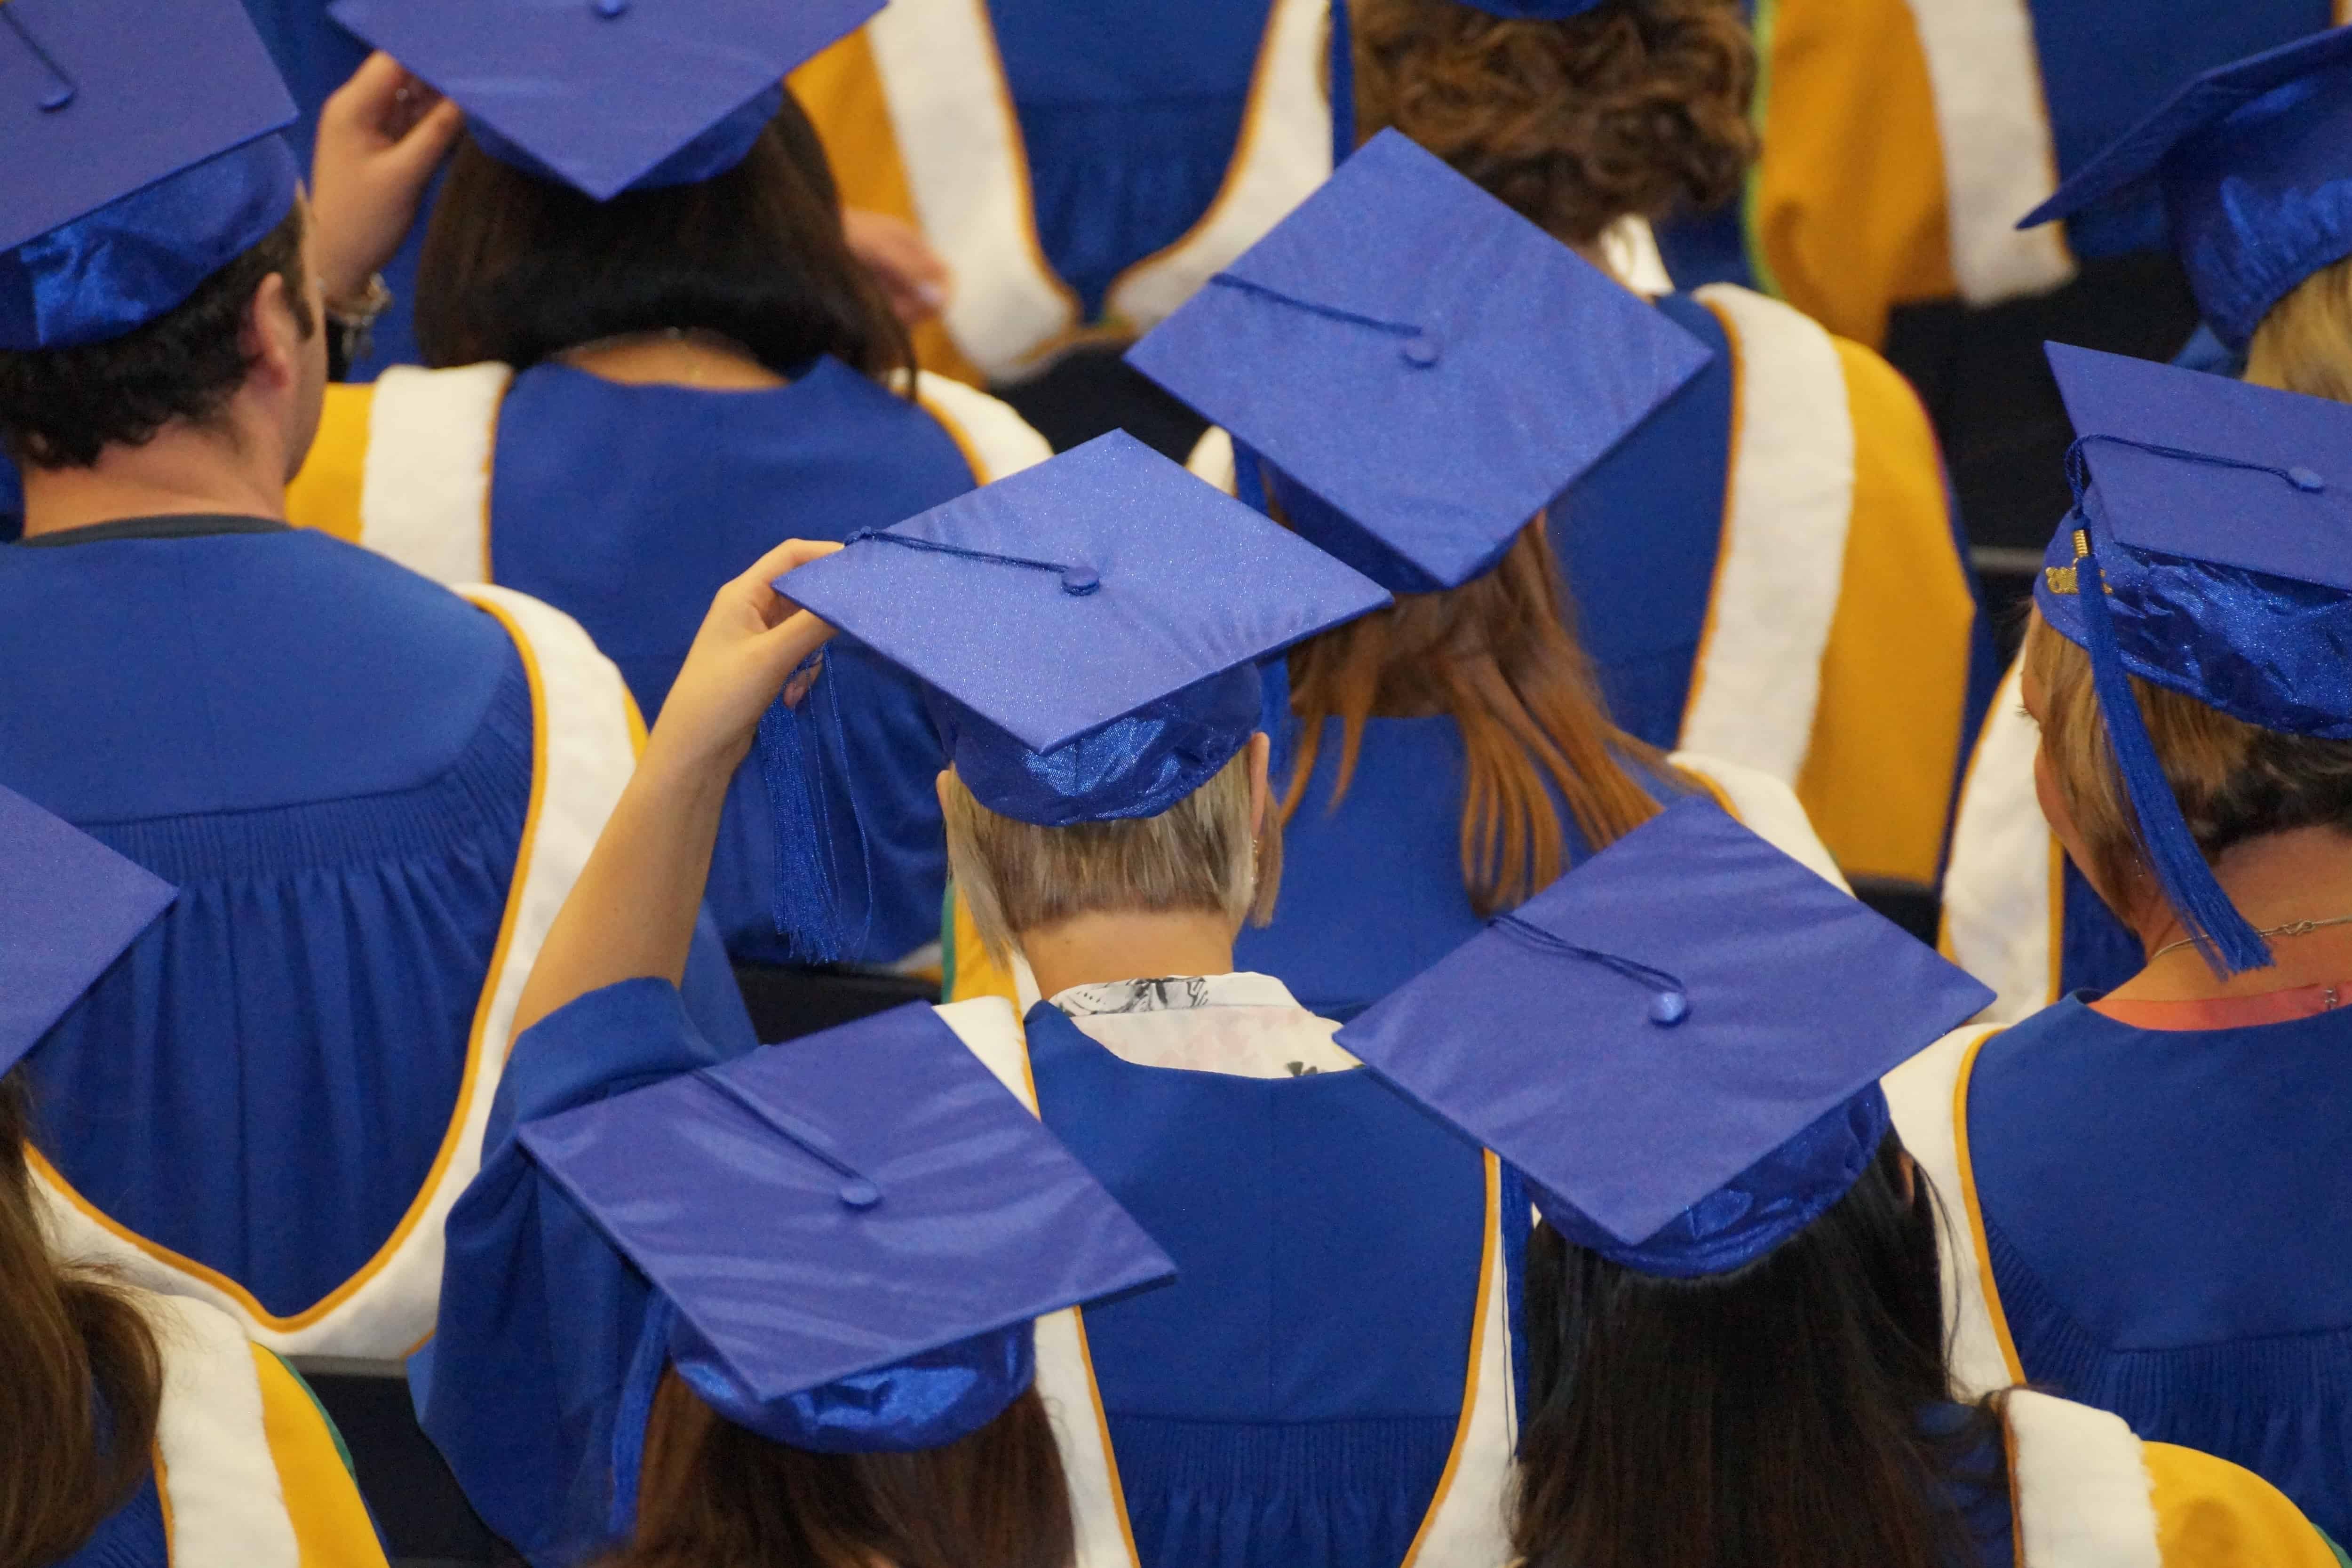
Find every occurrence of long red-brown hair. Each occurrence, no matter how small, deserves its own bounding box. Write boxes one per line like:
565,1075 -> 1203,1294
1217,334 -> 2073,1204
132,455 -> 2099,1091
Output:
1283,516 -> 1678,915
0,1072 -> 164,1565
601,1369 -> 1074,1568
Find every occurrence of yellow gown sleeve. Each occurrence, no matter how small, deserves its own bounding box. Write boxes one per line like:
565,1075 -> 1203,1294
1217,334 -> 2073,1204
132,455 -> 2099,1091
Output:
284,382 -> 375,545
2144,1441 -> 2341,1568
249,1349 -> 389,1568
1745,0 -> 1959,348
1788,336 -> 1975,890
942,879 -> 1020,1008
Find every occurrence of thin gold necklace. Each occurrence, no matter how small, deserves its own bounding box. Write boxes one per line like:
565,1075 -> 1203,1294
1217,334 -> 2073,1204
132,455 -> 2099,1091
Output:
2149,912 -> 2352,962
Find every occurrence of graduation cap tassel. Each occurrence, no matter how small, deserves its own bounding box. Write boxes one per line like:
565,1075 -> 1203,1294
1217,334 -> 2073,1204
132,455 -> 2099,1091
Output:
1328,0 -> 1355,168
608,1294 -> 677,1538
757,653 -> 849,964
1492,914 -> 1690,1025
2068,517 -> 2271,975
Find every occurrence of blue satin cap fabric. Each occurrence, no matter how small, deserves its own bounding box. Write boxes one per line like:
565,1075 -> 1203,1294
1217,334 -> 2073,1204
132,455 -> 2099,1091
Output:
2035,343 -> 2352,738
516,1000 -> 1174,1454
0,0 -> 299,349
468,84 -> 784,194
329,0 -> 880,202
0,784 -> 176,1078
776,431 -> 1390,825
1128,128 -> 1711,594
2019,26 -> 2352,351
1337,799 -> 1992,1278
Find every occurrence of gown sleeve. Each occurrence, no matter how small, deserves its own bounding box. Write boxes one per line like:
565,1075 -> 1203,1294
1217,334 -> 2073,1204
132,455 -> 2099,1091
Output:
415,978 -> 753,1568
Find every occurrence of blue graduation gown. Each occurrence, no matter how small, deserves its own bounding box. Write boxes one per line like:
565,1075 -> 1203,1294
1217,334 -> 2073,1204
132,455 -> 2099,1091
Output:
986,0 -> 1272,319
1022,1002 -> 1487,1568
485,358 -> 984,965
1969,996 -> 2352,1542
0,524 -> 751,1321
420,979 -> 745,1568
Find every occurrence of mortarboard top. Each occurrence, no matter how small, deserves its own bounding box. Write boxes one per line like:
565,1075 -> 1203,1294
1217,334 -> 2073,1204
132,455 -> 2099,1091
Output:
1337,798 -> 1992,1278
0,0 -> 299,350
1125,128 -> 1711,595
0,785 -> 176,1077
2018,27 -> 2352,351
776,430 -> 1391,825
517,1000 -> 1174,1458
2034,342 -> 2352,974
329,0 -> 883,202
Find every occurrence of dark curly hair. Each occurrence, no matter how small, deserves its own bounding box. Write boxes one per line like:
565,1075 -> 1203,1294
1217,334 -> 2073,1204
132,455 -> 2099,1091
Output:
0,202 -> 314,470
1351,0 -> 1757,246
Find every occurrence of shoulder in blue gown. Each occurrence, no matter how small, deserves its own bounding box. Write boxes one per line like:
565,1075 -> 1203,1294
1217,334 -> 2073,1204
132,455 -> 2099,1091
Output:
487,357 -> 983,965
1024,1002 -> 1485,1568
0,528 -> 749,1320
1971,995 -> 2352,1541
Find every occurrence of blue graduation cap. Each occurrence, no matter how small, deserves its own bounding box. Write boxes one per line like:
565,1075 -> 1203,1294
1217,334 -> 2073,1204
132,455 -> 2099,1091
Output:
515,1000 -> 1172,1517
0,0 -> 299,350
2018,26 -> 2352,353
1337,798 -> 1992,1278
329,0 -> 883,201
0,786 -> 176,1077
1126,129 -> 1711,595
758,430 -> 1390,955
2035,342 -> 2352,974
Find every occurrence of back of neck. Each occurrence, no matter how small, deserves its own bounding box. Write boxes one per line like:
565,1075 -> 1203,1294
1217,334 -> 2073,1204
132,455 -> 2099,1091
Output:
1021,908 -> 1239,1004
20,423 -> 287,538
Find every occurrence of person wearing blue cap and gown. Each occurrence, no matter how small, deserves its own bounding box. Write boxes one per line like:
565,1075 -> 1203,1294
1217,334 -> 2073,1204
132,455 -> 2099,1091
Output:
1945,26 -> 2352,1019
1118,130 -> 1851,1020
1890,346 -> 2352,1544
1344,796 -> 2342,1567
787,0 -> 1331,453
1636,0 -> 2336,355
417,713 -> 1174,1568
1244,5 -> 1994,915
439,438 -> 1542,1568
287,0 -> 1053,978
0,785 -> 388,1568
0,0 -> 753,1362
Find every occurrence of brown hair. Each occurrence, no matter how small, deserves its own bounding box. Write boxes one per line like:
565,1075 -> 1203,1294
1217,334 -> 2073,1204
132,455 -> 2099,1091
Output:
0,1073 -> 164,1565
604,1368 -> 1074,1568
1515,1140 -> 2002,1568
2024,610 -> 2352,907
1284,519 -> 1673,916
2243,252 -> 2352,403
1350,0 -> 1757,247
943,744 -> 1280,966
414,92 -> 910,382
0,201 -> 315,469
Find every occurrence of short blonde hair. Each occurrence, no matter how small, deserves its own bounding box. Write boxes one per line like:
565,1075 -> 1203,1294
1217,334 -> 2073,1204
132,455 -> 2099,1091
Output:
2023,611 -> 2352,901
2244,251 -> 2352,402
941,747 -> 1280,967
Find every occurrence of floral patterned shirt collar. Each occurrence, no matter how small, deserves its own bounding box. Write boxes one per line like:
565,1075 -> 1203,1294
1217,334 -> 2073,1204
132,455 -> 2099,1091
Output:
1048,971 -> 1305,1018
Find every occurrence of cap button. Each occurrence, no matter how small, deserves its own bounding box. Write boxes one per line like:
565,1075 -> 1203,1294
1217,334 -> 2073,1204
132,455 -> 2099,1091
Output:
1648,991 -> 1690,1027
837,1178 -> 882,1210
1400,330 -> 1441,369
593,0 -> 629,16
2289,466 -> 2327,492
38,83 -> 73,111
1060,565 -> 1101,596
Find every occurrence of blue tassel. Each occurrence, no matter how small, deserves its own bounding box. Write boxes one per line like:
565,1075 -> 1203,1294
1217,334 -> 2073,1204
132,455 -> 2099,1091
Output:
755,652 -> 849,964
608,1295 -> 676,1540
2071,524 -> 2271,974
1329,0 -> 1355,169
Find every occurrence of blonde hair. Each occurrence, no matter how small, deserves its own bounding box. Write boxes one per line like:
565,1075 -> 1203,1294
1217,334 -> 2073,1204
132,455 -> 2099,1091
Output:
941,748 -> 1279,968
2243,253 -> 2352,402
2023,611 -> 2352,903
